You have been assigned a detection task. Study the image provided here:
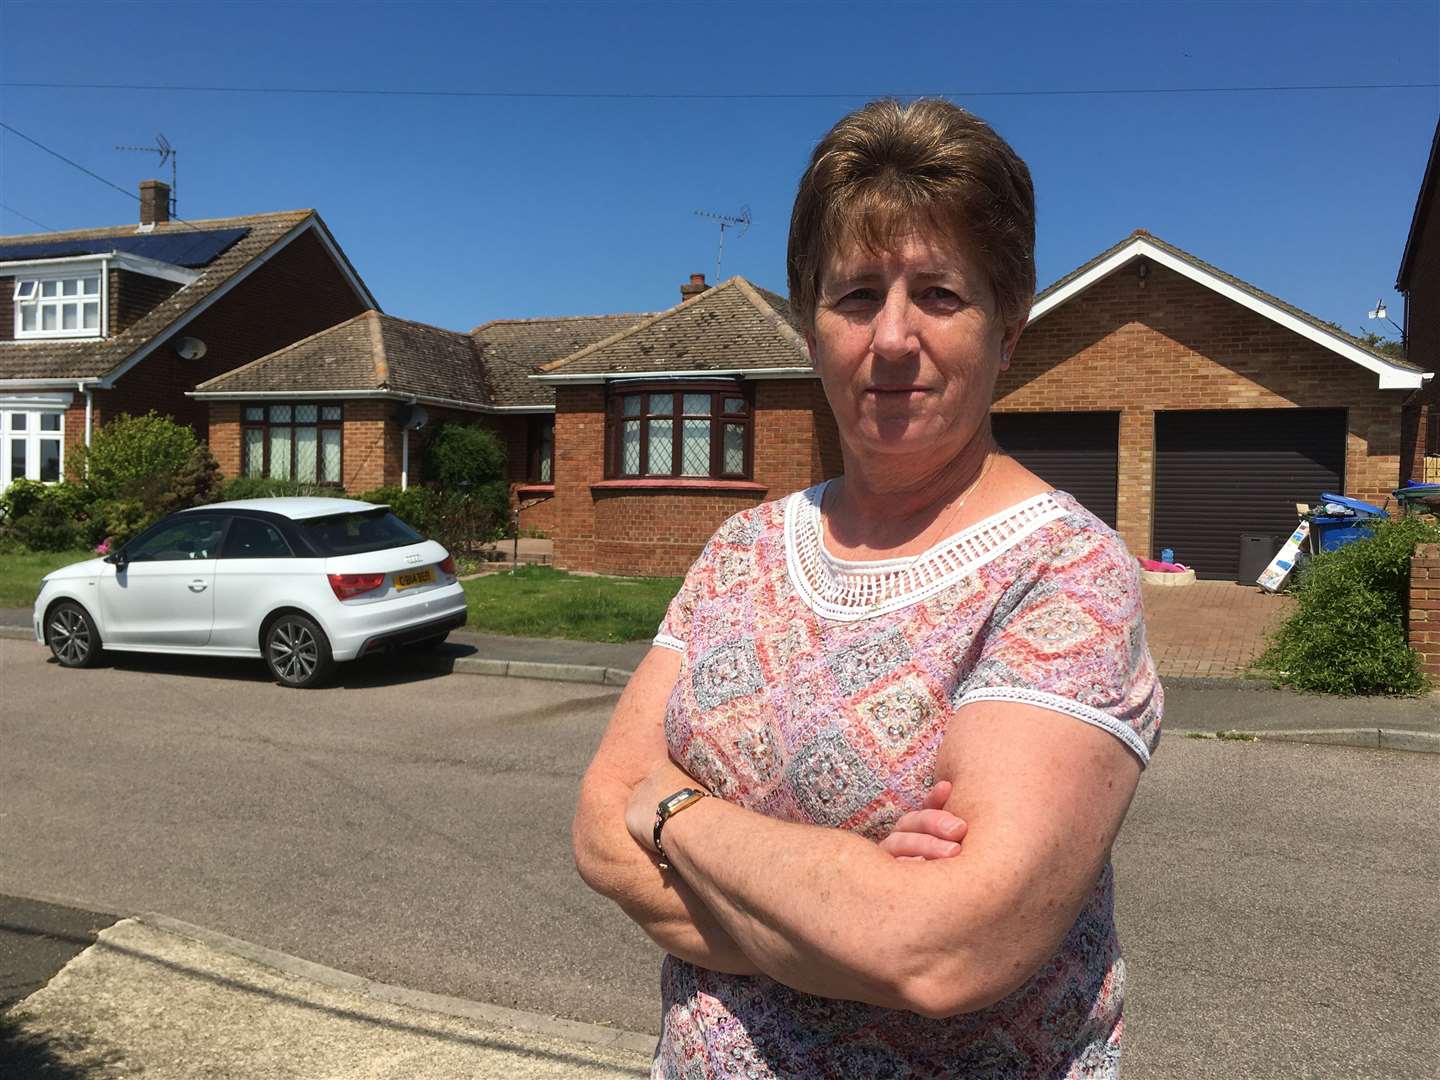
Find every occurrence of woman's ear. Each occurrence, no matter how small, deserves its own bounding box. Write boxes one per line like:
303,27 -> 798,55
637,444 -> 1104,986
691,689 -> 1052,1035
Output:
805,329 -> 818,363
1000,315 -> 1029,369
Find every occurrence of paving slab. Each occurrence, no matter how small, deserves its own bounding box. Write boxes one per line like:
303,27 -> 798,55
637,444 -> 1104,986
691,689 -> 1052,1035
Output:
2,917 -> 651,1079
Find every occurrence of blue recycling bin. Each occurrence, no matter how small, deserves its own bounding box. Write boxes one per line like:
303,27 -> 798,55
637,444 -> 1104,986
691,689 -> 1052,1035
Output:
1309,493 -> 1385,553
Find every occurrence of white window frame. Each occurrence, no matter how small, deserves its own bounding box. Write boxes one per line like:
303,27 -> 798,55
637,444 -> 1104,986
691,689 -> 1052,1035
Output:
12,261 -> 106,340
1,405 -> 66,487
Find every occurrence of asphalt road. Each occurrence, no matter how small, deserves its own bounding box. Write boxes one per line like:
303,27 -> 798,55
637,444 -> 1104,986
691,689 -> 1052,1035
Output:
1,638 -> 1436,1078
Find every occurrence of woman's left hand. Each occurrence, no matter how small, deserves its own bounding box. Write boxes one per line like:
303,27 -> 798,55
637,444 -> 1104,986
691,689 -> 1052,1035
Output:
624,759 -> 703,855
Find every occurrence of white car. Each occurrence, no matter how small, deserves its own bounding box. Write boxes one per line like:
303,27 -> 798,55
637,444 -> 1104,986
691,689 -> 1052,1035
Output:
33,497 -> 467,688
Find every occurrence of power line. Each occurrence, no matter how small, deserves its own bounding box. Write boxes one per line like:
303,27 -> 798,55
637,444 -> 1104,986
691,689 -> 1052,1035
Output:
0,121 -> 139,202
0,121 -> 202,230
2,79 -> 1437,101
0,203 -> 56,232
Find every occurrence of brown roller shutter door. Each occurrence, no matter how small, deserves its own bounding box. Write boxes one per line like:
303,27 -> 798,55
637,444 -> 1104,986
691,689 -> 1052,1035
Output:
1153,409 -> 1346,580
992,412 -> 1119,528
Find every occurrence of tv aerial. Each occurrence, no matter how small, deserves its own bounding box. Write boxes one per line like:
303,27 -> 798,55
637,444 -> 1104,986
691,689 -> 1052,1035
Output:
694,206 -> 751,282
116,133 -> 177,217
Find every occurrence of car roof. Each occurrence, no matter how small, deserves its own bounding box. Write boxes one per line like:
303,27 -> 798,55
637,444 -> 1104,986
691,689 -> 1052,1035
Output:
187,497 -> 385,520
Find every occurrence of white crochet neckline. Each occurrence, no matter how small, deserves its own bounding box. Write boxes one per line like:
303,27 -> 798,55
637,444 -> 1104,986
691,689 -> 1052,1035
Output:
783,480 -> 1069,622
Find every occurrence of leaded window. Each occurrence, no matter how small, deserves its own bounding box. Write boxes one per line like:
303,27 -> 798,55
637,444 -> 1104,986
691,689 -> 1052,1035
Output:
606,383 -> 751,479
241,403 -> 343,484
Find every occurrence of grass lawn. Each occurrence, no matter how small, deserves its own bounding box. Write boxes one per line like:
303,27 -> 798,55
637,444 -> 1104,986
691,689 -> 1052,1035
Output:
0,548 -> 95,608
461,564 -> 682,642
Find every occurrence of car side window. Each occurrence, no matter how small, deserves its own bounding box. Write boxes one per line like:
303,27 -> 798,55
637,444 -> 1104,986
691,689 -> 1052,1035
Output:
221,517 -> 293,559
126,516 -> 228,562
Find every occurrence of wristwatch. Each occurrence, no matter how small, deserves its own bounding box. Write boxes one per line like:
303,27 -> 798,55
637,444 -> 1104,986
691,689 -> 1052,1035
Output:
653,787 -> 708,871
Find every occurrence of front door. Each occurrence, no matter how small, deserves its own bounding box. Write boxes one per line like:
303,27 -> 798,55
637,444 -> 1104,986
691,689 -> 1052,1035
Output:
99,515 -> 227,646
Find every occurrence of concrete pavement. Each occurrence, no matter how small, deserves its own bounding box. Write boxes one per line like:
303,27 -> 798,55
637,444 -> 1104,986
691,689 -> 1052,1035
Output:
3,903 -> 650,1078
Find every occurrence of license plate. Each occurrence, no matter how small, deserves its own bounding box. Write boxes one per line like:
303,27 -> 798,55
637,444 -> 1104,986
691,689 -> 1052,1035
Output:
394,567 -> 436,591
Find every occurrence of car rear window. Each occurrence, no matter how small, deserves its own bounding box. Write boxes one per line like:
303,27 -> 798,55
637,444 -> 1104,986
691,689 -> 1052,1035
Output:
301,509 -> 423,555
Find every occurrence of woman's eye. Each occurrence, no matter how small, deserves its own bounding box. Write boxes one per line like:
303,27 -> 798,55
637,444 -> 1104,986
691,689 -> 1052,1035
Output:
918,287 -> 963,307
832,289 -> 881,311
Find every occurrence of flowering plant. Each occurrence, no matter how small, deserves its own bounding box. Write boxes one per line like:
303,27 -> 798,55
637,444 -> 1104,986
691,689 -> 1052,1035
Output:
94,537 -> 112,556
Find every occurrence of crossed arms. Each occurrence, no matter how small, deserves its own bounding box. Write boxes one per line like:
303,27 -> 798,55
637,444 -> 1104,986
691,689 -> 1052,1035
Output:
572,646 -> 1142,1018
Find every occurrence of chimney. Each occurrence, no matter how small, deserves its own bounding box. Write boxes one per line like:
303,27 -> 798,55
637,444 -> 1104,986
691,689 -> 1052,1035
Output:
680,273 -> 708,303
139,179 -> 171,226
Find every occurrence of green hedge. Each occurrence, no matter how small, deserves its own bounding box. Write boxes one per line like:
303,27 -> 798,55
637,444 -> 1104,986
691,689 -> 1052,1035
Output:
1258,514 -> 1440,695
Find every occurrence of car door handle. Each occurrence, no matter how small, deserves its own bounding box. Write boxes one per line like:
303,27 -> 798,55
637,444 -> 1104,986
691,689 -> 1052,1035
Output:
188,580 -> 208,592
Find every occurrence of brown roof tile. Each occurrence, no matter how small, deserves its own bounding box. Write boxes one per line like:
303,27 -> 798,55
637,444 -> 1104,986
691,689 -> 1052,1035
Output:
470,314 -> 650,406
537,277 -> 810,378
0,210 -> 358,382
195,311 -> 492,406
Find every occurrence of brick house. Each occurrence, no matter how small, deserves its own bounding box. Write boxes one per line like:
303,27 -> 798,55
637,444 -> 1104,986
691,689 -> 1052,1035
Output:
531,275 -> 840,576
193,308 -> 643,534
1397,118 -> 1440,485
532,237 -> 1430,580
0,180 -> 374,488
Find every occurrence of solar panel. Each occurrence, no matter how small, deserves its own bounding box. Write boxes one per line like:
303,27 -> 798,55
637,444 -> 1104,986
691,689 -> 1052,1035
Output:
0,227 -> 250,269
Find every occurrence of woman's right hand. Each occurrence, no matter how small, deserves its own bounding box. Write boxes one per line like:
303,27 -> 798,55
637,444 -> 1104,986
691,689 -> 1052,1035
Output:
879,780 -> 967,860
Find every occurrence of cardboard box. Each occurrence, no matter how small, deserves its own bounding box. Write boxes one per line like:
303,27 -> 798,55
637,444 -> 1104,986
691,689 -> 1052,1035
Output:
1257,520 -> 1310,592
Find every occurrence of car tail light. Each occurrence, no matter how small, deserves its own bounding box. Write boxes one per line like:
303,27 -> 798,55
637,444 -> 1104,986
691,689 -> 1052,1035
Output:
328,572 -> 386,601
438,555 -> 456,577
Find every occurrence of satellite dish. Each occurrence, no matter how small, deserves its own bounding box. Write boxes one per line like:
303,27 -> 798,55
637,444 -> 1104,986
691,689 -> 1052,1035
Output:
395,403 -> 430,431
173,336 -> 207,360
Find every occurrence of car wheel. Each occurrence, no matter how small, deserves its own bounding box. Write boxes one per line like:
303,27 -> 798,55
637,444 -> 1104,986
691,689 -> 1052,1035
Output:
45,601 -> 102,668
264,614 -> 334,689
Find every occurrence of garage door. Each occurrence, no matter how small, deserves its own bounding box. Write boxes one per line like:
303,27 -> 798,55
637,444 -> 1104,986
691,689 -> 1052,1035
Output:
992,412 -> 1118,528
1154,409 -> 1346,581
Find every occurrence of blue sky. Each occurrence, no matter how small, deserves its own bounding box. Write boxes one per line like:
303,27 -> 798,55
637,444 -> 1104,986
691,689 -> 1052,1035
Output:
1,0 -> 1436,342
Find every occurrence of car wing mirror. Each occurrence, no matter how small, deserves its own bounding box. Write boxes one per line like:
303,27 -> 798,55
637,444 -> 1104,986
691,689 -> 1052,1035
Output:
105,550 -> 129,569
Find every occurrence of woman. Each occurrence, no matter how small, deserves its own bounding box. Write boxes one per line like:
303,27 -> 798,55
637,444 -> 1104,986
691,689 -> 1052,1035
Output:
574,98 -> 1161,1079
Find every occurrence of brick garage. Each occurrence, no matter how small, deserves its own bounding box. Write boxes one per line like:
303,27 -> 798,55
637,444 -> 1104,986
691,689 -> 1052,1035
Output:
1003,232 -> 1426,574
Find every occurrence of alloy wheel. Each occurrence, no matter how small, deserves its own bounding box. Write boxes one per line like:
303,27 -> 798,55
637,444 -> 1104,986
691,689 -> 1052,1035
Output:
49,607 -> 91,665
269,620 -> 319,684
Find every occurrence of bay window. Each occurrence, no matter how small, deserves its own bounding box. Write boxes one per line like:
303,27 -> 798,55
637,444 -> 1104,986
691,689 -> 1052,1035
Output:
607,382 -> 751,480
241,403 -> 343,484
1,407 -> 64,486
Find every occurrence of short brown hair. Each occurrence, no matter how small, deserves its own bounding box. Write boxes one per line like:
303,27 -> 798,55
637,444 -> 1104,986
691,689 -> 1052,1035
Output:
787,98 -> 1036,331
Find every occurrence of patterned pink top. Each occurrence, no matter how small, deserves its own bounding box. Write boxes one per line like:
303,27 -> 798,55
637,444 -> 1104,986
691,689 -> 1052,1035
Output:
650,483 -> 1162,1079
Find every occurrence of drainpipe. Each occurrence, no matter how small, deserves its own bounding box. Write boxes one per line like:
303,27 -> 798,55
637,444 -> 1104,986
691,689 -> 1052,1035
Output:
80,381 -> 93,476
401,427 -> 409,491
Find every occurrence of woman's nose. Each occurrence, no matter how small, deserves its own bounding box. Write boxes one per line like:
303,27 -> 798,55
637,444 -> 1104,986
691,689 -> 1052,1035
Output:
871,291 -> 917,360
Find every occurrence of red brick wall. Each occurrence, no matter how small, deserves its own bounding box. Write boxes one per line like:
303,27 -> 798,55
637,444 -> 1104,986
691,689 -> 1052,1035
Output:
111,270 -> 182,334
1001,262 -> 1410,558
100,227 -> 368,437
549,379 -> 831,575
0,276 -> 12,340
1409,542 -> 1440,681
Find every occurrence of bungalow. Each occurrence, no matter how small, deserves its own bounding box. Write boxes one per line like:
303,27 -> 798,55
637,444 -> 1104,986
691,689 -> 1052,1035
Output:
0,180 -> 374,486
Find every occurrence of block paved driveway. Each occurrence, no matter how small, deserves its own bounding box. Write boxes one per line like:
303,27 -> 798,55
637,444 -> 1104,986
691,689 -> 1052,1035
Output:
1141,581 -> 1294,679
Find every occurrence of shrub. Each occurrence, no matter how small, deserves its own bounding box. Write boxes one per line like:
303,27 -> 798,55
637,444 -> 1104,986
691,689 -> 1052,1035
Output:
423,424 -> 506,493
74,414 -> 221,545
356,483 -> 507,554
1258,514 -> 1440,695
0,479 -> 95,552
